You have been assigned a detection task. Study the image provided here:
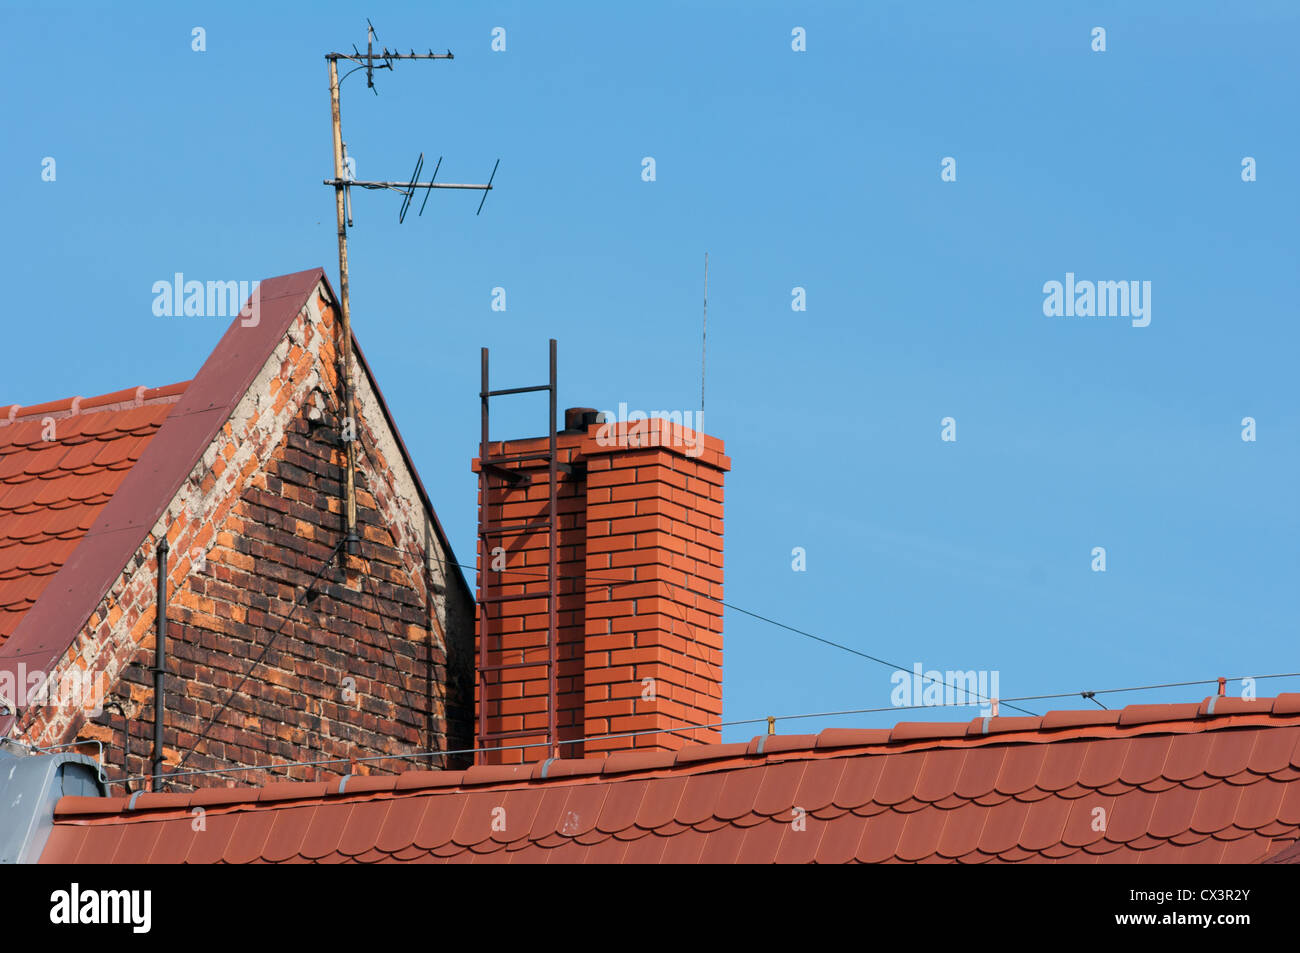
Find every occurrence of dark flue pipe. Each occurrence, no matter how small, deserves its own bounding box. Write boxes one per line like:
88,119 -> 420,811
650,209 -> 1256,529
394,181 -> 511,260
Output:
151,539 -> 168,791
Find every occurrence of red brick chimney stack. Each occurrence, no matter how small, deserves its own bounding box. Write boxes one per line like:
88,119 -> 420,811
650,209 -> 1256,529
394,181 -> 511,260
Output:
473,408 -> 729,764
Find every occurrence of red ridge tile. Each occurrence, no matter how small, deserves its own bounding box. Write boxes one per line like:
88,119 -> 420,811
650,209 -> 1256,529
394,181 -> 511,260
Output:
815,728 -> 891,749
1118,703 -> 1200,726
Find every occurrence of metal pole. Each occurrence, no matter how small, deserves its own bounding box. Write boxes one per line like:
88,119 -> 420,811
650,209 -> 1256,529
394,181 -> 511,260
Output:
478,347 -> 490,763
329,56 -> 360,555
547,338 -> 558,758
701,252 -> 708,413
151,540 -> 168,791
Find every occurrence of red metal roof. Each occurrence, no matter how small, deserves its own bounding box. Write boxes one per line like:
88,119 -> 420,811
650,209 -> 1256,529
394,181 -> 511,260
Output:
0,384 -> 188,645
40,696 -> 1300,863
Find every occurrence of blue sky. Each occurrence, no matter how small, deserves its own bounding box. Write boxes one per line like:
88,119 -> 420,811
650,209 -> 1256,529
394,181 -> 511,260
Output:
4,1 -> 1297,742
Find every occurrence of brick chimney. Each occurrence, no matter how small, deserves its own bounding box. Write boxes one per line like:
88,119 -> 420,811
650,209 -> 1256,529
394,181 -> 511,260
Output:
473,408 -> 730,764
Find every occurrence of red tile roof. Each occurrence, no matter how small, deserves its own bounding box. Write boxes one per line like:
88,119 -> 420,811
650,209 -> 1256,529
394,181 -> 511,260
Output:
41,696 -> 1300,863
0,383 -> 188,644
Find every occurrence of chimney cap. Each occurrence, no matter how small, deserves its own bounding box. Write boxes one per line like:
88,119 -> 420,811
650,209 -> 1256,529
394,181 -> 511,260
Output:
562,407 -> 604,433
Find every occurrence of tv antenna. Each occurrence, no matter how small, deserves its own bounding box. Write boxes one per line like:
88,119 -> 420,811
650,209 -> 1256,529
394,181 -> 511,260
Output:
323,21 -> 499,554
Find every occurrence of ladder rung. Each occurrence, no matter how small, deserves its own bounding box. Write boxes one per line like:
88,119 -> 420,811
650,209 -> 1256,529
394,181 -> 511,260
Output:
477,728 -> 556,741
482,451 -> 553,465
478,590 -> 553,604
483,384 -> 550,397
480,519 -> 553,536
478,658 -> 553,673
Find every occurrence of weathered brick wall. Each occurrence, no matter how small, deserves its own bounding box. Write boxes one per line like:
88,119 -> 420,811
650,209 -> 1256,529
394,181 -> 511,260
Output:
16,285 -> 474,790
475,418 -> 729,765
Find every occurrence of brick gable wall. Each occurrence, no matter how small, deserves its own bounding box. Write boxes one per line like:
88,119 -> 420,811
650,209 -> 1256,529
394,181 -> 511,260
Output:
12,285 -> 474,790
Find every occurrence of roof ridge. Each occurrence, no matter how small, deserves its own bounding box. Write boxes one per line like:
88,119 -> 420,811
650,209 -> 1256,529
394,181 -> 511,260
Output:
48,693 -> 1300,821
2,381 -> 191,425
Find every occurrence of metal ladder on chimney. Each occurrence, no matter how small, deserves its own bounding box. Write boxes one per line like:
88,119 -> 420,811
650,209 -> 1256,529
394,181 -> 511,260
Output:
477,339 -> 560,763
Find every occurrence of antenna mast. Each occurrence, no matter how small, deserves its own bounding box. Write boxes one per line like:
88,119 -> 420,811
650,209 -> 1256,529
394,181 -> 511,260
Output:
701,252 -> 708,413
324,22 -> 498,554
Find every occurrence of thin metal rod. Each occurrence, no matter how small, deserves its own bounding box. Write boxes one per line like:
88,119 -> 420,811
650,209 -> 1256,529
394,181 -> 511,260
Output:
151,540 -> 168,792
547,338 -> 558,758
323,178 -> 491,191
484,384 -> 548,397
478,347 -> 490,763
329,56 -> 360,554
327,52 -> 454,61
701,252 -> 708,413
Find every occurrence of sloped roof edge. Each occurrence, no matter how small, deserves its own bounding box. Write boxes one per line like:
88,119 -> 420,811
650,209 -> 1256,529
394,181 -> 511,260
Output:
0,267 -> 469,736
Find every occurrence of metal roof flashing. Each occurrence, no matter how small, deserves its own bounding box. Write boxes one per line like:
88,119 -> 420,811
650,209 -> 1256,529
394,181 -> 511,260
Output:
0,750 -> 104,864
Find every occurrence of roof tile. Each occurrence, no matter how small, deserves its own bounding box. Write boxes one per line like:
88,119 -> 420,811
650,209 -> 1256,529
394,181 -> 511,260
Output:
752,760 -> 806,817
262,804 -> 319,862
935,801 -> 988,858
36,696 -> 1300,865
1019,795 -> 1073,852
676,773 -> 727,826
853,811 -> 905,864
1118,734 -> 1172,786
1078,739 -> 1131,789
954,745 -> 1005,800
994,744 -> 1048,796
185,810 -> 240,864
337,800 -> 392,856
225,808 -> 279,864
298,802 -> 354,859
594,779 -> 648,833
